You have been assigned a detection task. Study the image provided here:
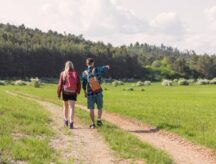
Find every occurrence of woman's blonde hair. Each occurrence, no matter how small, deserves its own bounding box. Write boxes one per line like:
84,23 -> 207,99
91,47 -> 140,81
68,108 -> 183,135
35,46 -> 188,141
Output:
63,61 -> 74,79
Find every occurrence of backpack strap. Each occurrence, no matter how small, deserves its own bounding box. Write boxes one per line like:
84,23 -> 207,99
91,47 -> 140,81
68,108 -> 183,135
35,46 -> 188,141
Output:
84,67 -> 96,76
92,68 -> 96,75
84,70 -> 88,76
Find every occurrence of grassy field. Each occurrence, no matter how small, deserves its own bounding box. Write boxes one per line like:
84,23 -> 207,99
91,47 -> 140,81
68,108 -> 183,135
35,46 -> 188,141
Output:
0,87 -> 56,163
3,82 -> 216,153
1,85 -> 173,164
101,83 -> 216,152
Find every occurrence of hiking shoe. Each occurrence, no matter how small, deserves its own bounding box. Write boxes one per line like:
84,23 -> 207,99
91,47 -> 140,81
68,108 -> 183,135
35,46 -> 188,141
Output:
64,120 -> 69,127
90,123 -> 96,129
70,122 -> 74,129
97,120 -> 103,127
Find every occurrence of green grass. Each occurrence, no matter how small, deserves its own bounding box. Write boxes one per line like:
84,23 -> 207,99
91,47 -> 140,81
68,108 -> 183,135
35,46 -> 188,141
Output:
1,84 -> 174,163
100,83 -> 216,152
5,83 -> 216,151
0,87 -> 56,163
3,82 -> 216,154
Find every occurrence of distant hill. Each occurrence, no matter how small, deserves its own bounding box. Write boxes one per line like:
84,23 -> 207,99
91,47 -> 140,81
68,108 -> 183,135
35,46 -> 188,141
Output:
0,23 -> 215,79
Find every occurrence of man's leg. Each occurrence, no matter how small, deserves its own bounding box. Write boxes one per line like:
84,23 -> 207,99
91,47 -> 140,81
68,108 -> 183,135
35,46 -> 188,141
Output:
98,109 -> 102,120
90,109 -> 95,124
96,93 -> 103,126
88,96 -> 95,128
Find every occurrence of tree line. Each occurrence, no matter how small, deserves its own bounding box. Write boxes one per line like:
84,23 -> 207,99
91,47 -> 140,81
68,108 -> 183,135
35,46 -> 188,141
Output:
0,23 -> 216,80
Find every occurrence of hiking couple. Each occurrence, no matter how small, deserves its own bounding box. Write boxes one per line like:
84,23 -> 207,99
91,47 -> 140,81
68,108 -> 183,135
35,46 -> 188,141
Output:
57,58 -> 110,129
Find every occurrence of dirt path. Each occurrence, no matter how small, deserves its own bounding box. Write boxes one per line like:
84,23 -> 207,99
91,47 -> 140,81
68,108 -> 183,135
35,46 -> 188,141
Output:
6,91 -> 127,164
75,104 -> 216,164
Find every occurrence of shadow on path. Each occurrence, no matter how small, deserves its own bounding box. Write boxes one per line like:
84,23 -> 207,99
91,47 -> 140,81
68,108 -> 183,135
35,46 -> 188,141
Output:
128,128 -> 160,134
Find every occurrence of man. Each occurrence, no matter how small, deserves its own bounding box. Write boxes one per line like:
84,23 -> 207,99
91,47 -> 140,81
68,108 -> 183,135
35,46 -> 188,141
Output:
82,58 -> 110,128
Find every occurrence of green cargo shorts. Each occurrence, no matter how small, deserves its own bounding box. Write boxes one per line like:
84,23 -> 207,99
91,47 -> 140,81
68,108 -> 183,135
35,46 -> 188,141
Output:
87,93 -> 103,110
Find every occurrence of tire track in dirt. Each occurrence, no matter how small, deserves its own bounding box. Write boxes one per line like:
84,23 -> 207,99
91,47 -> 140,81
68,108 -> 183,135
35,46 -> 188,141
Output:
75,104 -> 216,164
6,91 -> 129,164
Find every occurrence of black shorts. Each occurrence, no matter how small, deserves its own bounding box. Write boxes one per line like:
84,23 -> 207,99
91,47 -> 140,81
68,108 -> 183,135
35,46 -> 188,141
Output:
62,92 -> 77,101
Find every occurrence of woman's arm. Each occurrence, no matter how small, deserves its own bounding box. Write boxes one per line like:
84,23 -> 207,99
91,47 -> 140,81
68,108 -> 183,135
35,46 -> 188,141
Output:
57,72 -> 63,98
76,72 -> 81,94
82,71 -> 88,97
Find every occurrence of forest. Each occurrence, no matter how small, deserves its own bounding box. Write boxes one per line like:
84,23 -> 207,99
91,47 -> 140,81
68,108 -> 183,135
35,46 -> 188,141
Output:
0,23 -> 216,80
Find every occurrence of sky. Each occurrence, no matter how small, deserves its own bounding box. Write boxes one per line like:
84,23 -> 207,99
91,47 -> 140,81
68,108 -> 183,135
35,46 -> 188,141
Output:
0,0 -> 216,54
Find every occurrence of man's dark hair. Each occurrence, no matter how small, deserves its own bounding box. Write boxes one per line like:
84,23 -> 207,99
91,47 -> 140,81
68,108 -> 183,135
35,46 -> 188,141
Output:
86,58 -> 94,65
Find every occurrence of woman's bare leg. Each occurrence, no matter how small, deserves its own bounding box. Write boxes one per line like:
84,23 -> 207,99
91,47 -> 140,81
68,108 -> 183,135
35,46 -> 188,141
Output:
68,100 -> 75,123
63,101 -> 69,120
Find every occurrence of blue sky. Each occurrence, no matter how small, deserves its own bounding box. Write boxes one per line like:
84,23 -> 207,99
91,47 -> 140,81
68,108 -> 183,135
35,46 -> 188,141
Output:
0,0 -> 216,54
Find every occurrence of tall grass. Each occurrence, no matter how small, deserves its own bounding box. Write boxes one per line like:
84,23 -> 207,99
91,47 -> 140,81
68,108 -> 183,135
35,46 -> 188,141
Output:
0,88 -> 56,163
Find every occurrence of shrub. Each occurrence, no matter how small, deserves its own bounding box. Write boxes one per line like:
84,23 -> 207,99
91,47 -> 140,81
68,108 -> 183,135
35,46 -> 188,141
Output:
162,80 -> 173,86
196,79 -> 210,85
118,80 -> 124,85
188,79 -> 195,83
5,80 -> 14,85
14,80 -> 27,86
127,87 -> 134,91
144,81 -> 151,86
112,80 -> 119,87
178,79 -> 189,86
112,80 -> 124,87
8,81 -> 15,85
0,80 -> 6,85
173,79 -> 178,83
209,78 -> 216,84
30,77 -> 41,88
103,77 -> 112,83
136,81 -> 144,87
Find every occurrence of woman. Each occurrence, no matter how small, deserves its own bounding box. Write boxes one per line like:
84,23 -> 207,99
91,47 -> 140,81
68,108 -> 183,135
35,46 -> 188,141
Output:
57,61 -> 81,129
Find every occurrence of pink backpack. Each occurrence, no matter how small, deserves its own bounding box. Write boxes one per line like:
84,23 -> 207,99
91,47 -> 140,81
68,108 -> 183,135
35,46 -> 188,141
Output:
63,71 -> 78,94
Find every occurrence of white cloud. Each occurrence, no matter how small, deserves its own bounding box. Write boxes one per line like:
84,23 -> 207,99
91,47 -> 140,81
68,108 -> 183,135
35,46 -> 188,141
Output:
181,5 -> 216,54
39,0 -> 148,36
150,12 -> 185,35
168,5 -> 216,54
204,5 -> 216,21
40,2 -> 186,37
39,0 -> 84,34
39,1 -> 187,50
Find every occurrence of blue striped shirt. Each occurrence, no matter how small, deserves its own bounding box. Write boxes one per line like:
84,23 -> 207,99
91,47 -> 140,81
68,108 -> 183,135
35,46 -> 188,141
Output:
82,66 -> 108,96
